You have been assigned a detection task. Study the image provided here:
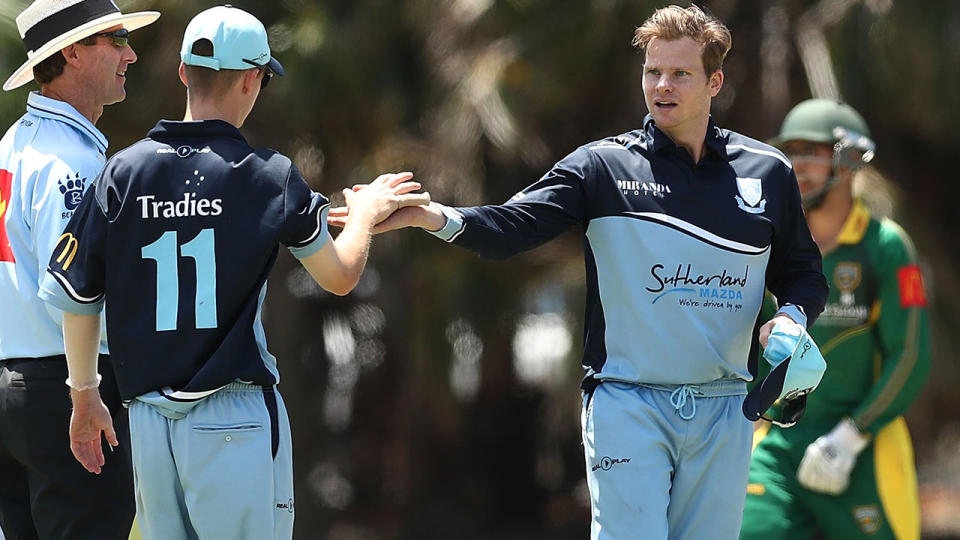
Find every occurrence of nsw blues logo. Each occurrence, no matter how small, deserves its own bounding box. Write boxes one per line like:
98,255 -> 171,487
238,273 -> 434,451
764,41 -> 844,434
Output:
59,173 -> 86,211
735,177 -> 766,214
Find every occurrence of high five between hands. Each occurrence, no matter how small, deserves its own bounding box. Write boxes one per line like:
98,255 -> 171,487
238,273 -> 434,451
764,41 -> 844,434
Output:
328,175 -> 445,234
339,172 -> 433,229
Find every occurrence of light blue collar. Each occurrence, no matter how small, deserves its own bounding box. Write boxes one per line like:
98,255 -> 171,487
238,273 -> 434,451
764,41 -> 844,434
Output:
25,91 -> 108,156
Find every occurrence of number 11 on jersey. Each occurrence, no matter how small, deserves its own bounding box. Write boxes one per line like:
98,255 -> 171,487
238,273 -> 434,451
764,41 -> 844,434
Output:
141,228 -> 218,331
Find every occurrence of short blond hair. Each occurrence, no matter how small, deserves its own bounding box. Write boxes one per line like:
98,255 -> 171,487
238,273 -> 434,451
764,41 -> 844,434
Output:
632,4 -> 732,75
182,39 -> 247,98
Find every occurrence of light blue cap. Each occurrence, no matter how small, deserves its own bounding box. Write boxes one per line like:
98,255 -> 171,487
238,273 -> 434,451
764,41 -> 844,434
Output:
762,320 -> 826,401
743,320 -> 827,422
180,5 -> 284,76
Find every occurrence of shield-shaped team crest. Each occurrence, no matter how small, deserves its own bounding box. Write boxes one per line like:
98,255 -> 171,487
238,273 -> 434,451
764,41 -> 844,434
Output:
834,262 -> 862,292
853,505 -> 882,534
735,177 -> 766,214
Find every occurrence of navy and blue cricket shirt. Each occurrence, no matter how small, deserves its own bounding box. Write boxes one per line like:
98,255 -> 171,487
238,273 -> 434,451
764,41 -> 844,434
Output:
41,120 -> 329,401
429,115 -> 828,388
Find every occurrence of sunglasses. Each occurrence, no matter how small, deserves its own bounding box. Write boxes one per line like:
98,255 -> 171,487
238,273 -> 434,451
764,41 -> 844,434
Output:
242,59 -> 274,90
255,68 -> 273,90
90,29 -> 130,48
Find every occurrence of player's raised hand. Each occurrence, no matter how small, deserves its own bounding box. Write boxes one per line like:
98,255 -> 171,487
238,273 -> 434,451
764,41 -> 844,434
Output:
68,389 -> 118,474
328,173 -> 445,234
306,172 -> 434,295
328,200 -> 447,234
339,172 -> 430,226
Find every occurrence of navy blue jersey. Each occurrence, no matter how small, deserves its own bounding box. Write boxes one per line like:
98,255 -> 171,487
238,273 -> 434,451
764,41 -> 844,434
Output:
41,120 -> 329,401
430,116 -> 827,388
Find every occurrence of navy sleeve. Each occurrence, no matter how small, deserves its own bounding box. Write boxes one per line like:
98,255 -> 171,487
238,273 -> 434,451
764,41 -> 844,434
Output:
39,178 -> 109,314
764,167 -> 828,326
446,147 -> 593,259
280,164 -> 331,259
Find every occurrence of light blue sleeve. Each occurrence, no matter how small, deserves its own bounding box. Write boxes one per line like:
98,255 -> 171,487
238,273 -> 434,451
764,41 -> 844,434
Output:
25,150 -> 104,326
423,203 -> 465,242
38,270 -> 104,315
27,155 -> 101,287
775,303 -> 808,328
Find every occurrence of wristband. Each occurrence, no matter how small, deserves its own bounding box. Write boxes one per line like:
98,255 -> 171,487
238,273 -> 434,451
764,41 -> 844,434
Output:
65,373 -> 102,391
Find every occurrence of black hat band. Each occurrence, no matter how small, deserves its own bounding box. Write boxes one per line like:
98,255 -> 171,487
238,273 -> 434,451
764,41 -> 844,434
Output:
22,0 -> 120,53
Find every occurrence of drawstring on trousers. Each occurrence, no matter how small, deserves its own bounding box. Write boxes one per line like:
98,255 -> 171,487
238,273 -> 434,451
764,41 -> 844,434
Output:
670,384 -> 701,420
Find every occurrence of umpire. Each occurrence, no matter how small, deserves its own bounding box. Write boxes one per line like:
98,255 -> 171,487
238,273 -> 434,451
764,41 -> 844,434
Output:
0,1 -> 158,538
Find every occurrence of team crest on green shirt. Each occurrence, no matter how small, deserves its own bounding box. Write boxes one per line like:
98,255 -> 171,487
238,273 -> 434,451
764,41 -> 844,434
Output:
852,505 -> 882,534
834,262 -> 862,292
820,261 -> 869,324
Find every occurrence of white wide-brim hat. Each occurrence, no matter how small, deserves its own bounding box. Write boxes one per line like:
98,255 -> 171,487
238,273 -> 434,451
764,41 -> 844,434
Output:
3,0 -> 160,91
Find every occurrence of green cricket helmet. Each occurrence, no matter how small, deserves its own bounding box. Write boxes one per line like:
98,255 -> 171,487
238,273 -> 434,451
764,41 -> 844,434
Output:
772,99 -> 875,208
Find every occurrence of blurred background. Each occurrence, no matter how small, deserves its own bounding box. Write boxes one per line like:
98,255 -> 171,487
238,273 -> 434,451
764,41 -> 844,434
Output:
2,0 -> 957,538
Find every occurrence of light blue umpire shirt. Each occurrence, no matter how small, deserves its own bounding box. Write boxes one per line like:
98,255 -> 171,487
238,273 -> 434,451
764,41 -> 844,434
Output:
0,91 -> 108,360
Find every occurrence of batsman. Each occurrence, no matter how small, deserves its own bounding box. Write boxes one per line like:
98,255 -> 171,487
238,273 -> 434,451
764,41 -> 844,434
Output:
740,99 -> 931,540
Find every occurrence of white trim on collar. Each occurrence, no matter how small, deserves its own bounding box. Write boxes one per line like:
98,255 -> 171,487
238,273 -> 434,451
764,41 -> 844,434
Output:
26,91 -> 108,154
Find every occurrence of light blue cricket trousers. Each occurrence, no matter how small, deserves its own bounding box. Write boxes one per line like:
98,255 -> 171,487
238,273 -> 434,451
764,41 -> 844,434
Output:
129,383 -> 295,540
582,380 -> 752,540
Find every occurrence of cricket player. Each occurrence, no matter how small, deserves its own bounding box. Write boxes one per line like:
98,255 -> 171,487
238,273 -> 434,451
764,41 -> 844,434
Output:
38,6 -> 428,539
331,5 -> 828,539
740,100 -> 931,540
0,0 -> 158,537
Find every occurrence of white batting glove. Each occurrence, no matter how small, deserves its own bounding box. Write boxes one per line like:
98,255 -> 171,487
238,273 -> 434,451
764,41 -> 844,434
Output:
797,418 -> 870,495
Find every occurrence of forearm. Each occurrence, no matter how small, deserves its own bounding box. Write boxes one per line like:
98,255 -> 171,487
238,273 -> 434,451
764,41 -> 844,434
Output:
64,310 -> 117,473
63,312 -> 102,391
301,212 -> 377,296
766,256 -> 827,327
428,202 -> 578,260
331,214 -> 376,285
769,178 -> 828,325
